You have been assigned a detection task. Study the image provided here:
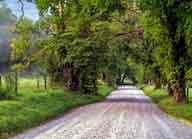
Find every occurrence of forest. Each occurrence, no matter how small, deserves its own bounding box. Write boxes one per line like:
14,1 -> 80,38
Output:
1,0 -> 192,138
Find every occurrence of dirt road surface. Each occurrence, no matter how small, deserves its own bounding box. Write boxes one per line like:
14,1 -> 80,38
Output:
12,86 -> 192,139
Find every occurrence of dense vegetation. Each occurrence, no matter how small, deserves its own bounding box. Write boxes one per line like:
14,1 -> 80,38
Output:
143,86 -> 192,124
1,0 -> 192,137
139,0 -> 192,103
0,78 -> 113,138
0,0 -> 140,97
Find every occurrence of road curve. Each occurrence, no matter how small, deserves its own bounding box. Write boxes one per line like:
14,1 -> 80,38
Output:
12,86 -> 192,139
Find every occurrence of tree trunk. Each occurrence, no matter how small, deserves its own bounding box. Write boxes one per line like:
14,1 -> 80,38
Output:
154,73 -> 161,89
172,71 -> 187,103
0,75 -> 2,89
117,69 -> 122,85
166,14 -> 187,103
143,66 -> 148,84
68,68 -> 80,91
37,78 -> 40,89
106,74 -> 113,86
81,63 -> 97,95
167,83 -> 174,96
44,75 -> 47,89
154,80 -> 161,89
172,37 -> 187,103
102,72 -> 106,81
174,87 -> 186,103
153,66 -> 161,89
15,71 -> 18,95
173,70 -> 187,103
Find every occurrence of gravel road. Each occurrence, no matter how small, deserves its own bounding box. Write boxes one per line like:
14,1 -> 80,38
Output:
12,86 -> 192,139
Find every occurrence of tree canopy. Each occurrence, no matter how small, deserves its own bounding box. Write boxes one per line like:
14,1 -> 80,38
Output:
2,0 -> 192,103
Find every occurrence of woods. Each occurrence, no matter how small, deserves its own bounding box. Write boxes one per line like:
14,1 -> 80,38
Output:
139,0 -> 192,102
0,0 -> 140,96
1,0 -> 192,138
1,0 -> 192,102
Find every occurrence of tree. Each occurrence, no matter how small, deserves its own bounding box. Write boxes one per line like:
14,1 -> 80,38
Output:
139,0 -> 192,102
5,0 -> 142,95
10,18 -> 36,94
34,0 -> 127,94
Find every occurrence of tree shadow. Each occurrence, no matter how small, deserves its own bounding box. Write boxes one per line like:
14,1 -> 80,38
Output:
104,97 -> 152,104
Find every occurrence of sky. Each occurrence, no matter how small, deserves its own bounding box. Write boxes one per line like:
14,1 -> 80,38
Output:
0,0 -> 39,21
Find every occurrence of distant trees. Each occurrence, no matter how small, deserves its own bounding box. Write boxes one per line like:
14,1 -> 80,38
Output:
0,4 -> 17,98
0,4 -> 16,71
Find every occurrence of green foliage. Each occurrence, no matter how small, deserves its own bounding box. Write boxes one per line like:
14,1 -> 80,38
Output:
32,0 -> 130,93
0,74 -> 17,100
8,0 -> 141,95
0,78 -> 113,138
36,0 -> 49,13
139,0 -> 192,101
10,18 -> 36,71
143,85 -> 192,122
3,74 -> 16,95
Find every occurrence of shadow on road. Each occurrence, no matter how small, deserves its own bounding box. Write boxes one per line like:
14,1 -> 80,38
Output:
105,97 -> 152,104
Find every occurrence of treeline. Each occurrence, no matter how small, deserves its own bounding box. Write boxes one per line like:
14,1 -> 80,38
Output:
1,0 -> 192,104
138,0 -> 192,103
0,0 -> 140,98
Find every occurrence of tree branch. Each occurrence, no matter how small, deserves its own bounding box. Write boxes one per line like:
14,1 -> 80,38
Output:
17,0 -> 24,19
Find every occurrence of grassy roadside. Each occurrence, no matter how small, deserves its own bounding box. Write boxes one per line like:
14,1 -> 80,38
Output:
143,86 -> 192,124
0,82 -> 114,139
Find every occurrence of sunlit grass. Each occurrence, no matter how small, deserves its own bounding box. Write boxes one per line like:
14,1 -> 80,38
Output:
0,78 -> 114,138
143,86 -> 192,123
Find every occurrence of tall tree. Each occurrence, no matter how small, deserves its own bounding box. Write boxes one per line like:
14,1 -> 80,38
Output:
139,0 -> 192,102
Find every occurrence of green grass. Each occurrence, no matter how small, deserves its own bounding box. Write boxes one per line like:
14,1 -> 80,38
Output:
143,86 -> 192,123
98,83 -> 114,97
0,79 -> 114,139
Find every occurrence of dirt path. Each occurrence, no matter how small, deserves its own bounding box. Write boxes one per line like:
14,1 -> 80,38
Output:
12,86 -> 192,139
